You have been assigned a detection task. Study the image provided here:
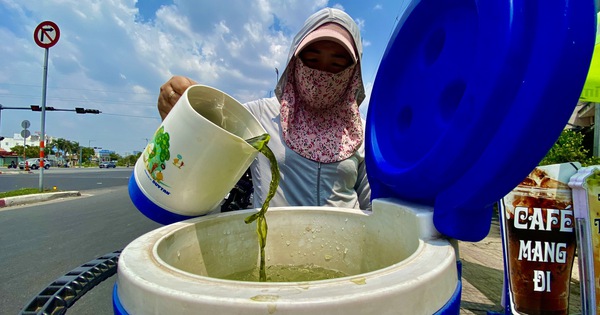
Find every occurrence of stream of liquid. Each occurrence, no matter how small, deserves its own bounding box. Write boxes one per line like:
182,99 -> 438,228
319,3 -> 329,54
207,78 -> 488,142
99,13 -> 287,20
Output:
244,133 -> 279,282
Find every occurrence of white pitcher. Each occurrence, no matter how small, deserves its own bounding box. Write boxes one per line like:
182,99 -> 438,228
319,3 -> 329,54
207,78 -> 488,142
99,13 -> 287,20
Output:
129,85 -> 266,224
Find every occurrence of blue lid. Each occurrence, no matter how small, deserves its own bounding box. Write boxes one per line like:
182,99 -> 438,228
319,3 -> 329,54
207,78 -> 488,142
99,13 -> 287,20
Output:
366,0 -> 596,241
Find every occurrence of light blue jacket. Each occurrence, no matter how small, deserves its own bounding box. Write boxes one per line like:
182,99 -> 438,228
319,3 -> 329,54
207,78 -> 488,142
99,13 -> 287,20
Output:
245,97 -> 371,210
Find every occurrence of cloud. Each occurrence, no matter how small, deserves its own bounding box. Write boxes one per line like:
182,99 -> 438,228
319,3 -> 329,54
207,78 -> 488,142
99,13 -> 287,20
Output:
0,0 -> 393,154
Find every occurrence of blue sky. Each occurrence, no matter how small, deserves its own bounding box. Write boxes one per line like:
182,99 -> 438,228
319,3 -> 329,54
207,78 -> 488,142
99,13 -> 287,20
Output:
0,0 -> 410,155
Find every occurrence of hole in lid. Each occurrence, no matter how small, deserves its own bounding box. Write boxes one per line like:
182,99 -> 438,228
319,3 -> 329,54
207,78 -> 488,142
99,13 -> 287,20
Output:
423,28 -> 446,66
397,106 -> 413,132
439,79 -> 466,121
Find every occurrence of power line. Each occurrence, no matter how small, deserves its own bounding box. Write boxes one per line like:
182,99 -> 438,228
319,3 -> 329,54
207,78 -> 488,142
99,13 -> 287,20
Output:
102,112 -> 160,119
0,94 -> 155,107
0,82 -> 157,97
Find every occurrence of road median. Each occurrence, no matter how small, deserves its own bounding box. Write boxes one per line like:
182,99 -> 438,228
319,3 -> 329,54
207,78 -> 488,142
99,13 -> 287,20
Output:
0,191 -> 81,208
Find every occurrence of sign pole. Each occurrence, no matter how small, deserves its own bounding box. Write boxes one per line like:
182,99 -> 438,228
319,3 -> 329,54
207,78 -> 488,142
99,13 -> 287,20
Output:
39,47 -> 49,192
21,120 -> 30,170
33,20 -> 60,192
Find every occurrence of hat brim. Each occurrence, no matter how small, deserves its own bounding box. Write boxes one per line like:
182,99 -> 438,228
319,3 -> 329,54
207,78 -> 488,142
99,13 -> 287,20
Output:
294,26 -> 358,64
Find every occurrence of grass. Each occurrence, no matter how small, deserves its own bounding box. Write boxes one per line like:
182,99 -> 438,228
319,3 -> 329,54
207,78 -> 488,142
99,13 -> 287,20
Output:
0,187 -> 58,198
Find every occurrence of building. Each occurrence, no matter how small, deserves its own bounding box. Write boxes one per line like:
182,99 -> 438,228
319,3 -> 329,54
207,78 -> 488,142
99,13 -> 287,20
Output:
0,133 -> 49,152
0,133 -> 57,167
0,148 -> 19,167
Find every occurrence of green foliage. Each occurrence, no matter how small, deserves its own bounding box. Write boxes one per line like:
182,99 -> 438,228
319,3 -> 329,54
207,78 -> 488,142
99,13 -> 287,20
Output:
539,129 -> 600,166
119,152 -> 140,166
9,137 -> 142,167
10,145 -> 41,158
48,138 -> 81,164
81,147 -> 96,162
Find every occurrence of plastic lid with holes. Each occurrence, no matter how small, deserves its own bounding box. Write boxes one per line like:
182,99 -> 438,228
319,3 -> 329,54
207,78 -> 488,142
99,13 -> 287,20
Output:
366,0 -> 596,241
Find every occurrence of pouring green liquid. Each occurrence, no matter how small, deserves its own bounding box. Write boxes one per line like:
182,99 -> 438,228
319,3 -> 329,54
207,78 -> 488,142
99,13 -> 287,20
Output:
244,133 -> 280,282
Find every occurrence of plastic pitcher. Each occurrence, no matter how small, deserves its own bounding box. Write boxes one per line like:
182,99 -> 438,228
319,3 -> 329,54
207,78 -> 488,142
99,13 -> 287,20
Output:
128,85 -> 266,224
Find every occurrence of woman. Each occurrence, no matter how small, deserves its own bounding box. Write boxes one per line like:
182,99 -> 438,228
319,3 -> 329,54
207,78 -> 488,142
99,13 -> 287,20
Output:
158,8 -> 371,210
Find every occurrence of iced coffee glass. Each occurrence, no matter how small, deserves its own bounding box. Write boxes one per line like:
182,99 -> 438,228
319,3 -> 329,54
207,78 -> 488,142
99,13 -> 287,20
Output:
502,184 -> 576,315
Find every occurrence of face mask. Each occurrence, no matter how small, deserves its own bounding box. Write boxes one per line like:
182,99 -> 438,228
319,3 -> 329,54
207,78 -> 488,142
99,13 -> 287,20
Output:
279,58 -> 364,163
294,59 -> 356,110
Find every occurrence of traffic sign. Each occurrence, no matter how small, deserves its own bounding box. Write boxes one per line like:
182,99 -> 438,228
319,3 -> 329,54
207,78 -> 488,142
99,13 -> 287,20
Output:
21,120 -> 30,129
21,129 -> 31,138
34,21 -> 60,49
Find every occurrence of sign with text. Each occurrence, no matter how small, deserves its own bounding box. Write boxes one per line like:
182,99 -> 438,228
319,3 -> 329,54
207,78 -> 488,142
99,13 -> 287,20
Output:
499,163 -> 580,314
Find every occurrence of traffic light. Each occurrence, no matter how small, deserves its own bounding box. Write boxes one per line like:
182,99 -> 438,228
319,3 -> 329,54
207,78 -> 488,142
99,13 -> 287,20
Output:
30,105 -> 55,111
75,108 -> 100,114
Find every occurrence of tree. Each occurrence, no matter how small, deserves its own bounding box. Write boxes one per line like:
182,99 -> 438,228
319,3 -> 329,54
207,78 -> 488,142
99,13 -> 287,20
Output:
46,138 -> 68,163
81,147 -> 95,162
121,153 -> 141,166
539,129 -> 600,166
67,141 -> 80,165
49,138 -> 68,158
10,145 -> 41,158
109,152 -> 121,161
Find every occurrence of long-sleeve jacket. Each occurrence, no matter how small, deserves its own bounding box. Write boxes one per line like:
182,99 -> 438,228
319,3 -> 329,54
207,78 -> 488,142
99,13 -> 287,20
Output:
244,97 -> 371,210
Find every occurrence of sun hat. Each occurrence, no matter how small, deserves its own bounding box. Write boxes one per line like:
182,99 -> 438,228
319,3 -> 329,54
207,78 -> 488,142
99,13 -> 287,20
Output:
275,7 -> 365,106
294,22 -> 357,64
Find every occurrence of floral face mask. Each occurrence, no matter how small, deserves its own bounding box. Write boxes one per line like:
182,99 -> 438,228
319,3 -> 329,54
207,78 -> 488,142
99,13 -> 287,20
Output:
294,60 -> 355,110
279,59 -> 363,163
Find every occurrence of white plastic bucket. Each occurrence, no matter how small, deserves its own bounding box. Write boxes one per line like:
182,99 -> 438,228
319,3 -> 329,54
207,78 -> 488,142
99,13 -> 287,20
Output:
114,200 -> 461,314
129,85 -> 266,224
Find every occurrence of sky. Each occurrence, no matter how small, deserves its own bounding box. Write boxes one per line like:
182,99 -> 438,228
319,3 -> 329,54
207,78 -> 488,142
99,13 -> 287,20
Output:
0,0 -> 410,155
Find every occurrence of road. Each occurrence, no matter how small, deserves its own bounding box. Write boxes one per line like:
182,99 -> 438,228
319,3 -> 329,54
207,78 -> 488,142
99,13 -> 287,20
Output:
0,170 -> 162,314
0,167 -> 134,193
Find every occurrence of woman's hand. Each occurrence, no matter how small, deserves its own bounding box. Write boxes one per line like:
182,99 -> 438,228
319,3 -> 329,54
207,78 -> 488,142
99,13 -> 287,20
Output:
157,76 -> 197,120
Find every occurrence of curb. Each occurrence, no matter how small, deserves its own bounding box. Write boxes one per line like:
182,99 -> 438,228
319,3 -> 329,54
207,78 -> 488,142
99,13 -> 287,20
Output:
0,170 -> 33,175
0,191 -> 81,208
